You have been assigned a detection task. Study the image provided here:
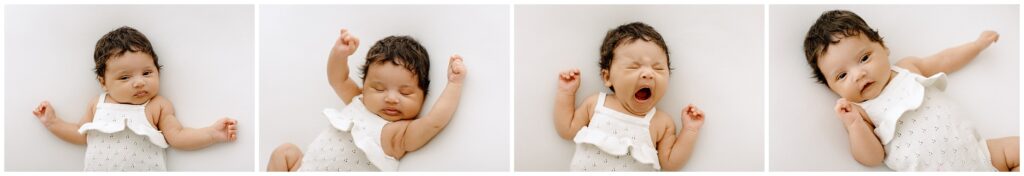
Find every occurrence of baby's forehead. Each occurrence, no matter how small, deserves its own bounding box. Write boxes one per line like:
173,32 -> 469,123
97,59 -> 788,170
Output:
613,41 -> 668,61
365,64 -> 420,83
106,53 -> 157,69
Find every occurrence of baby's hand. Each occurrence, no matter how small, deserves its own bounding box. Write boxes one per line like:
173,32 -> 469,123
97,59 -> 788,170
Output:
557,68 -> 581,94
834,98 -> 866,127
32,101 -> 57,126
330,28 -> 360,58
682,104 -> 705,132
448,54 -> 466,84
206,117 -> 238,142
977,30 -> 999,44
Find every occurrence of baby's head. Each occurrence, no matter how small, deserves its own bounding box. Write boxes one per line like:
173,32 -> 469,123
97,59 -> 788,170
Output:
93,26 -> 162,105
599,22 -> 671,115
804,10 -> 893,102
359,36 -> 430,121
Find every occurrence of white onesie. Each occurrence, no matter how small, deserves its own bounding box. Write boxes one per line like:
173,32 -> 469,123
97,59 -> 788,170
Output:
298,95 -> 399,171
858,66 -> 996,171
78,93 -> 169,171
570,92 -> 661,171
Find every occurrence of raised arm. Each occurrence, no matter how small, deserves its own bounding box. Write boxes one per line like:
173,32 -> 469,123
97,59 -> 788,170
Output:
31,97 -> 98,145
836,98 -> 885,166
327,28 -> 362,104
391,55 -> 467,153
553,68 -> 596,140
657,104 -> 704,171
897,31 -> 999,76
154,96 -> 237,150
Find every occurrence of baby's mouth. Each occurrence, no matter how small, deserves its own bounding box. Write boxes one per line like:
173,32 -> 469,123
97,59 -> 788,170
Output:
133,91 -> 148,97
382,108 -> 401,116
860,81 -> 874,95
634,87 -> 652,102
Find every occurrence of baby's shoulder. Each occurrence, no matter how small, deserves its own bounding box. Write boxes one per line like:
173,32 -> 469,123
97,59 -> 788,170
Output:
145,95 -> 176,114
581,93 -> 601,104
895,56 -> 925,75
649,110 -> 675,129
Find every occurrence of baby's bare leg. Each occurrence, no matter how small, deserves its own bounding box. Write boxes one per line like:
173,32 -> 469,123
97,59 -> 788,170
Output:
987,136 -> 1019,172
267,143 -> 303,172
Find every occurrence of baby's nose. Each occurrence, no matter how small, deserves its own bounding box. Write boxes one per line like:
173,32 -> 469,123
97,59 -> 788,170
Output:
640,70 -> 654,79
132,79 -> 145,88
852,69 -> 868,80
385,93 -> 400,104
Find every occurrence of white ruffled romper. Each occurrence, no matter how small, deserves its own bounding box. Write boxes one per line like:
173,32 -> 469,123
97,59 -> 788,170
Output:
858,66 -> 996,171
78,93 -> 169,171
570,92 -> 661,171
297,95 -> 399,171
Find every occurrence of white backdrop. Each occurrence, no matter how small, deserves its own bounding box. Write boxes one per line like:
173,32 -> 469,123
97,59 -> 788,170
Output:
4,5 -> 255,171
258,5 -> 510,171
514,5 -> 765,171
769,5 -> 1019,171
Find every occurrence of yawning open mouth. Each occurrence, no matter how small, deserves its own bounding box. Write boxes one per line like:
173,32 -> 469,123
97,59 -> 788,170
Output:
634,87 -> 652,101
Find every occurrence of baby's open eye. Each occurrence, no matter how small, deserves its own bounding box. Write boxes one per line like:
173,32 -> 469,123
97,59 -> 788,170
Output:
837,72 -> 847,80
119,75 -> 130,80
143,71 -> 152,76
860,54 -> 870,63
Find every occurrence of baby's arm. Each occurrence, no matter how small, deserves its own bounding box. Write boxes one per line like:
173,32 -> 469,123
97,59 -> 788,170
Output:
897,31 -> 999,76
835,98 -> 885,166
553,68 -> 597,140
30,97 -> 98,145
385,55 -> 466,156
657,104 -> 704,171
153,96 -> 238,150
327,28 -> 362,104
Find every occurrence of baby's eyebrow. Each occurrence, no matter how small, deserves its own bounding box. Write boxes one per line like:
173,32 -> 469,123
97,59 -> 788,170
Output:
112,69 -> 131,75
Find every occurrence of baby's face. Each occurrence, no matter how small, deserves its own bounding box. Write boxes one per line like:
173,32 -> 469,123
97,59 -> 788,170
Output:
361,62 -> 425,121
817,34 -> 892,102
99,51 -> 161,105
602,40 -> 670,116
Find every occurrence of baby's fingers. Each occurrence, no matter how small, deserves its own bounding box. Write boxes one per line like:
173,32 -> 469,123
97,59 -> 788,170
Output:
228,122 -> 238,140
834,98 -> 851,113
449,54 -> 465,73
33,101 -> 50,117
559,68 -> 580,80
223,118 -> 238,141
686,104 -> 704,119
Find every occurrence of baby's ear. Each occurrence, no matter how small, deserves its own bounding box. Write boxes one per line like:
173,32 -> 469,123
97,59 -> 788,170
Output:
601,69 -> 612,87
96,76 -> 107,90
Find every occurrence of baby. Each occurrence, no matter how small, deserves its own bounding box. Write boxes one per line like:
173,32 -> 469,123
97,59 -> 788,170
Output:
554,22 -> 704,171
803,10 -> 1019,171
266,28 -> 466,171
30,26 -> 239,171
